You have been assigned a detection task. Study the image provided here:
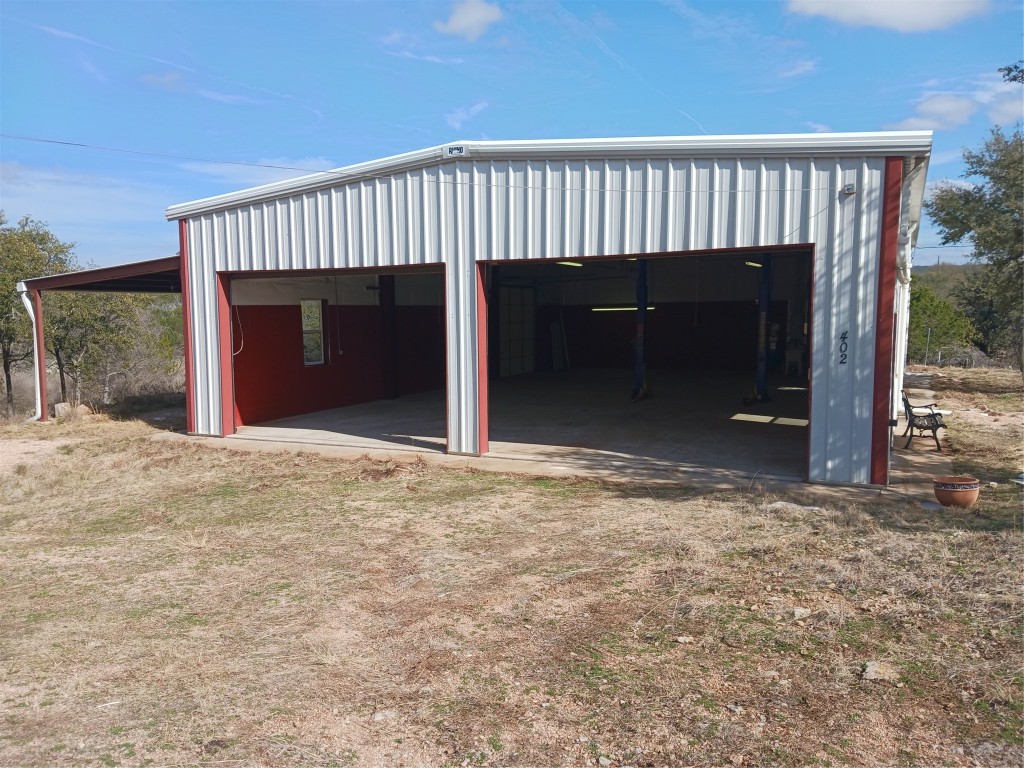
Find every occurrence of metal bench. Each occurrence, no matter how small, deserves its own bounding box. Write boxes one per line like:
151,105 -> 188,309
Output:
901,390 -> 945,451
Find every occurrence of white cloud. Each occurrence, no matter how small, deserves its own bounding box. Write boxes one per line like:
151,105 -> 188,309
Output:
890,93 -> 978,130
445,101 -> 489,130
140,71 -> 259,105
786,0 -> 991,33
78,58 -> 108,83
0,162 -> 177,266
987,95 -> 1024,124
434,0 -> 503,42
194,89 -> 260,105
36,24 -> 116,51
805,121 -> 832,133
661,1 -> 817,85
386,50 -> 464,65
928,149 -> 965,166
380,30 -> 410,46
973,80 -> 1024,124
140,71 -> 186,91
778,60 -> 817,79
887,73 -> 1022,131
178,157 -> 337,189
39,22 -> 309,108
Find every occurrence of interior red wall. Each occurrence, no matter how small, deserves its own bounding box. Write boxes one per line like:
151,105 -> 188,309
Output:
232,303 -> 445,425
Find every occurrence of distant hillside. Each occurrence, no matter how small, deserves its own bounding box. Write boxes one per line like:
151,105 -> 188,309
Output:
912,262 -> 980,301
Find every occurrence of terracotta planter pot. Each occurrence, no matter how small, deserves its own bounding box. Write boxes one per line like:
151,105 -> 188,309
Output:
933,476 -> 981,508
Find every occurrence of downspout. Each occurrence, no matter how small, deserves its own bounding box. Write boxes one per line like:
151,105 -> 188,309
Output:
15,282 -> 45,421
892,158 -> 926,419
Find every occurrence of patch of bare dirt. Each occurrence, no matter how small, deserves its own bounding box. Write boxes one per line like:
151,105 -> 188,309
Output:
0,437 -> 79,476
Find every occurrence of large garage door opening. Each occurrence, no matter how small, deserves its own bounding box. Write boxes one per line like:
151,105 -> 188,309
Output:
228,270 -> 447,451
482,250 -> 813,479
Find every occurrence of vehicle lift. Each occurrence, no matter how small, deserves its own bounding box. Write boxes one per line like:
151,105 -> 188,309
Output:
744,253 -> 774,405
631,259 -> 648,401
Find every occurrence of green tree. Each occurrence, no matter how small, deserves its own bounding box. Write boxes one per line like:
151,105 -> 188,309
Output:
0,214 -> 74,417
44,289 -> 145,404
907,283 -> 975,363
924,125 -> 1023,372
954,266 -> 1022,365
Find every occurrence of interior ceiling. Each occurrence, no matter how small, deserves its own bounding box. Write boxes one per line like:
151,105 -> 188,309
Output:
493,250 -> 807,285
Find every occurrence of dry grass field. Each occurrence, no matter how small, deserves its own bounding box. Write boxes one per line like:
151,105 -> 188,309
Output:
1,371 -> 1021,768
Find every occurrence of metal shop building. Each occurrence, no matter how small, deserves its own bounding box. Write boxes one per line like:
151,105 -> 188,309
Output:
21,132 -> 933,486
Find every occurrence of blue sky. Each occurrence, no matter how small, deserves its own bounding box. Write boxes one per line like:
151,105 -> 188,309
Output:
1,0 -> 1021,268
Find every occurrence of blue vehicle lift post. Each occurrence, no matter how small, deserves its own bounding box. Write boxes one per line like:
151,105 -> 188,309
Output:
631,258 -> 648,401
748,253 -> 774,403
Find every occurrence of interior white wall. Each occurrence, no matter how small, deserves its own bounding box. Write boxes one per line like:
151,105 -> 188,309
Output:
231,274 -> 443,306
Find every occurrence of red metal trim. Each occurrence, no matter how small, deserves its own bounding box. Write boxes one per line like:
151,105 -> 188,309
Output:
474,242 -> 811,267
21,256 -> 180,292
211,263 -> 443,281
443,270 -> 450,453
178,222 -> 196,434
871,157 -> 903,485
476,264 -> 489,455
31,290 -> 48,422
216,273 -> 235,436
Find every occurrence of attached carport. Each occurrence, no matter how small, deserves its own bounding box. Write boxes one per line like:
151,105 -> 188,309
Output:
15,255 -> 181,420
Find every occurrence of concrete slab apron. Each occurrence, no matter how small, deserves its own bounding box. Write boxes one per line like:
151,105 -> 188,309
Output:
225,371 -> 809,486
151,369 -> 950,501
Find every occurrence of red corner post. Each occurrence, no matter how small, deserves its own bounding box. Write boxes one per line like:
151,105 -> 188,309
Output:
216,273 -> 235,436
31,289 -> 48,422
178,220 -> 196,434
870,157 -> 903,485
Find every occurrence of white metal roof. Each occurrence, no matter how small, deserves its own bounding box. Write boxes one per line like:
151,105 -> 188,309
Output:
165,131 -> 933,220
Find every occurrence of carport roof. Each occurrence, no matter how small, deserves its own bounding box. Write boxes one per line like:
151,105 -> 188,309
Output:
18,255 -> 181,293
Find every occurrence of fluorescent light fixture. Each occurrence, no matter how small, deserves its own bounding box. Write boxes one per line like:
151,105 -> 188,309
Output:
744,261 -> 763,268
592,306 -> 656,312
778,386 -> 808,392
731,413 -> 809,427
556,261 -> 583,267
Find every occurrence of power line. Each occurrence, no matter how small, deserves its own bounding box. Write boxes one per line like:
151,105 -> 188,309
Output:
1,133 -> 316,171
1,131 -> 926,201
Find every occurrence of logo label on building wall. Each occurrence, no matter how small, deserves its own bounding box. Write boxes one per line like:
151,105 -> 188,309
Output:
445,145 -> 467,158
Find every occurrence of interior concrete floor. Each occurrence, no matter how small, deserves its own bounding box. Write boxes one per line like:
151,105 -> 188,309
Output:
232,369 -> 810,481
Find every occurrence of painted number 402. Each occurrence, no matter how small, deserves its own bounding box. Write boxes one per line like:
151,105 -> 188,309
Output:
838,330 -> 849,365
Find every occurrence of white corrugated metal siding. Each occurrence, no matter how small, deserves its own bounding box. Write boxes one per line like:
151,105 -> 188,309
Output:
172,133 -> 930,484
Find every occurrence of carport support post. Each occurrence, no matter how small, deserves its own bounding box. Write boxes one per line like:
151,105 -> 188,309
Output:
631,259 -> 648,401
31,290 -> 47,420
754,254 -> 774,402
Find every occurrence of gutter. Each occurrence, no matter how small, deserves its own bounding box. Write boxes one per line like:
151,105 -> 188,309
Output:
15,282 -> 42,421
897,157 -> 927,286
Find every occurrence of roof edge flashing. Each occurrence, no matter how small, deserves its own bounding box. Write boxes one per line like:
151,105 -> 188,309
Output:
166,131 -> 933,221
20,255 -> 181,292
